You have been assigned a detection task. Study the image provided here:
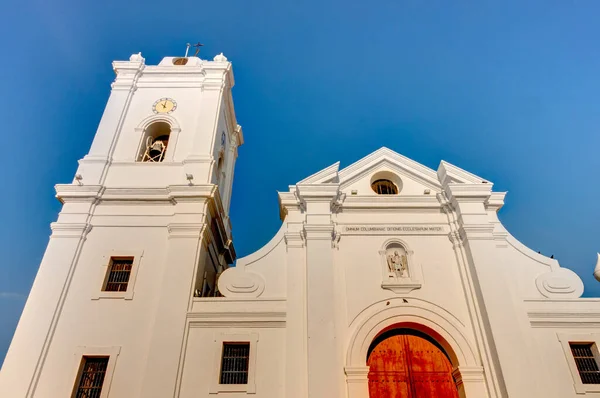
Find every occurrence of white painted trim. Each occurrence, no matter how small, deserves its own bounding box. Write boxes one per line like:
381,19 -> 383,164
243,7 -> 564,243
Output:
209,332 -> 259,394
70,346 -> 121,398
557,333 -> 600,394
91,249 -> 144,300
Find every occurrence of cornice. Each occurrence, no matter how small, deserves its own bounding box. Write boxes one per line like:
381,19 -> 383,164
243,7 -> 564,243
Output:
486,191 -> 506,211
304,224 -> 335,241
341,195 -> 442,210
296,183 -> 340,200
168,223 -> 205,239
55,184 -> 103,204
50,222 -> 92,238
284,231 -> 305,248
167,184 -> 216,202
458,224 -> 495,240
527,310 -> 600,328
101,187 -> 172,202
445,183 -> 493,202
438,160 -> 489,186
187,309 -> 285,328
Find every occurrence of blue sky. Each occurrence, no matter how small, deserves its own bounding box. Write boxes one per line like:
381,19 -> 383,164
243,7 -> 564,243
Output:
1,1 -> 599,365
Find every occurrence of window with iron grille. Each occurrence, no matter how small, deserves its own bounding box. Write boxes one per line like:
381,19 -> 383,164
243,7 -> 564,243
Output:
74,356 -> 109,398
103,257 -> 133,292
220,342 -> 250,385
570,343 -> 600,384
371,179 -> 398,195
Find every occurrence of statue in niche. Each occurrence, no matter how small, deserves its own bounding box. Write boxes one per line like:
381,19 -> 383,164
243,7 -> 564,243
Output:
386,247 -> 409,278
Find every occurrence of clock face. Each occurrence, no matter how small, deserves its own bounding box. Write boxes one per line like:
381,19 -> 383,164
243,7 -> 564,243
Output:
153,98 -> 177,114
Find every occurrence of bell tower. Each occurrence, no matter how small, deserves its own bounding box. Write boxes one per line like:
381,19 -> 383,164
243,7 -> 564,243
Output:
0,52 -> 243,397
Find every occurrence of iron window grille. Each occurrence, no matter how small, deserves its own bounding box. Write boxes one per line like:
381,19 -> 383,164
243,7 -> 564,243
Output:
220,342 -> 250,385
103,257 -> 133,292
570,343 -> 600,384
74,356 -> 109,398
371,179 -> 398,195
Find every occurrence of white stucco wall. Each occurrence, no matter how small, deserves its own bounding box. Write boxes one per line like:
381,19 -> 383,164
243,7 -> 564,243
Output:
1,52 -> 599,398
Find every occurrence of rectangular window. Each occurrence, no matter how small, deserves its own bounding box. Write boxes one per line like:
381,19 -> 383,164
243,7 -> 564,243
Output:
220,342 -> 250,385
103,257 -> 133,292
570,343 -> 600,384
74,356 -> 109,397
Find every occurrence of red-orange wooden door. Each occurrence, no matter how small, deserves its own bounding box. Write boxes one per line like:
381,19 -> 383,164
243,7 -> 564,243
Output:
367,330 -> 459,398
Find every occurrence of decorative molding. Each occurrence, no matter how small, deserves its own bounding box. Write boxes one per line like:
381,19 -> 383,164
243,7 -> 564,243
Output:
50,223 -> 92,239
167,223 -> 205,239
458,224 -> 495,240
528,310 -> 600,328
340,195 -> 442,210
187,311 -> 286,328
284,231 -> 305,248
55,184 -> 103,204
218,268 -> 265,298
452,366 -> 485,388
535,268 -> 584,299
344,366 -> 370,383
303,224 -> 335,241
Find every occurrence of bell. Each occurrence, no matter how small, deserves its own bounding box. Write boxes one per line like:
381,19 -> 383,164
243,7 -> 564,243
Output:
150,141 -> 164,152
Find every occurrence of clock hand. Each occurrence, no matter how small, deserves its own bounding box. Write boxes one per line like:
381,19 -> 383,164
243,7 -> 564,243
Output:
162,101 -> 167,109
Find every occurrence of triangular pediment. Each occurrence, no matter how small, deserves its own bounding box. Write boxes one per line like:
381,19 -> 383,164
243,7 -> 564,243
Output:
337,147 -> 442,195
293,147 -> 491,196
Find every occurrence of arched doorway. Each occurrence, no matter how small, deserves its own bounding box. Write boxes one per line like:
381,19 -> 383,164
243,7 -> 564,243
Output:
367,328 -> 459,398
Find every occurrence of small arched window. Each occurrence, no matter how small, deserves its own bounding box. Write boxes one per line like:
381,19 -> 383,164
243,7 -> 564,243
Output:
216,154 -> 226,188
139,122 -> 171,162
371,179 -> 398,195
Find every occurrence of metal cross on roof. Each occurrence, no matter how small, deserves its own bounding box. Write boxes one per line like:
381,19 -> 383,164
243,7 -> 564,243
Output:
192,42 -> 204,57
184,42 -> 204,58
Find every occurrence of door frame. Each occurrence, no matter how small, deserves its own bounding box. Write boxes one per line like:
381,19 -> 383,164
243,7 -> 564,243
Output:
345,300 -> 489,398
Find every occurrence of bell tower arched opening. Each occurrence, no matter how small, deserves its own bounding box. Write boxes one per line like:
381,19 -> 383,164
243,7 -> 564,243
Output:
138,121 -> 171,162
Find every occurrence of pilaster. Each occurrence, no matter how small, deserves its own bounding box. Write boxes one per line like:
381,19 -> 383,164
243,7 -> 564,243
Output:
0,194 -> 94,397
296,183 -> 343,398
445,182 -> 547,397
79,54 -> 145,185
139,212 -> 207,398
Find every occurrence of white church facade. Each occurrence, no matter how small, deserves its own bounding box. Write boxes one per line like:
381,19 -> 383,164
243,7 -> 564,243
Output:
1,52 -> 600,398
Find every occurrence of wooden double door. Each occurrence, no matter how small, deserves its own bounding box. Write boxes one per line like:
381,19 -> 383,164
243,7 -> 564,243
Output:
367,329 -> 459,398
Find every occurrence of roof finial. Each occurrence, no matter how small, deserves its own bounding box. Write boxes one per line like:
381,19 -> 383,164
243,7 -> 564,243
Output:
593,253 -> 600,282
